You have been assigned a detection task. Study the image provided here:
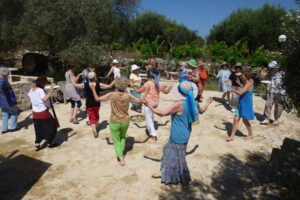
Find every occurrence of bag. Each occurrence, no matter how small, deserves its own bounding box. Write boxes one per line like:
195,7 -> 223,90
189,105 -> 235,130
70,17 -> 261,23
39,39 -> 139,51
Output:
50,99 -> 60,128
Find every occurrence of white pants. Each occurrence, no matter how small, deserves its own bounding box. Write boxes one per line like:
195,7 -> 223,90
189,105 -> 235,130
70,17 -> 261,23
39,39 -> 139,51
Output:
144,106 -> 156,136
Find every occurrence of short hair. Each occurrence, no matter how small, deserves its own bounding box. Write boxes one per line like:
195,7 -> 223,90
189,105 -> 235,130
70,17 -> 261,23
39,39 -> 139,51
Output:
242,70 -> 252,80
0,66 -> 9,76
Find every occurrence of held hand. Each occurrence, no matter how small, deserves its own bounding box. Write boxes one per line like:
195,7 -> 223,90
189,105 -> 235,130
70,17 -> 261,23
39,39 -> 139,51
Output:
164,70 -> 168,74
141,97 -> 147,104
207,97 -> 213,104
236,78 -> 241,85
129,80 -> 134,87
50,83 -> 55,90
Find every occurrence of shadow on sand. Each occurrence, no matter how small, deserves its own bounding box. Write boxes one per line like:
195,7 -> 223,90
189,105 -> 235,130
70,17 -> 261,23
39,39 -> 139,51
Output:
133,120 -> 170,130
213,97 -> 231,111
214,120 -> 246,137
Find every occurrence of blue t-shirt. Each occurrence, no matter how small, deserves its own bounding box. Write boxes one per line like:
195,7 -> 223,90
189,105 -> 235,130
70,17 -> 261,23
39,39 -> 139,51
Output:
170,100 -> 192,144
82,69 -> 89,83
0,78 -> 17,108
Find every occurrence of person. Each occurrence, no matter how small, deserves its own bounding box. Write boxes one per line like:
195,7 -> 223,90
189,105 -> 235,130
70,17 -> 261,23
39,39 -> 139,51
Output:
164,62 -> 189,83
65,63 -> 82,124
70,71 -> 114,137
28,75 -> 57,150
185,59 -> 201,102
198,61 -> 208,102
145,58 -> 156,74
90,77 -> 143,166
149,81 -> 212,185
129,64 -> 142,113
213,62 -> 231,103
81,64 -> 91,84
105,59 -> 128,80
130,68 -> 172,140
261,61 -> 285,125
0,67 -> 18,134
224,62 -> 242,112
226,70 -> 254,142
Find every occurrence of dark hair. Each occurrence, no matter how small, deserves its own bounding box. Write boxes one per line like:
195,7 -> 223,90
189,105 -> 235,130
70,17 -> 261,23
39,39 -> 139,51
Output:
242,70 -> 252,80
69,63 -> 76,69
148,68 -> 159,79
235,66 -> 242,70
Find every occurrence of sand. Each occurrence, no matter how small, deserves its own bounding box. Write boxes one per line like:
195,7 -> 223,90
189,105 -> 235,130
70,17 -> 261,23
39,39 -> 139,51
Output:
0,83 -> 299,200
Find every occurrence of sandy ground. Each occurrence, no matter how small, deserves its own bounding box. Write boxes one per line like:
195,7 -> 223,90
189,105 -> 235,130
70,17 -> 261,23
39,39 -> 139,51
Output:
0,83 -> 300,200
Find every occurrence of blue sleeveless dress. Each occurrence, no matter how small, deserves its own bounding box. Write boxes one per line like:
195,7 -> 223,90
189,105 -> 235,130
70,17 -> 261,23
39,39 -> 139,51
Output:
179,70 -> 188,83
235,88 -> 255,120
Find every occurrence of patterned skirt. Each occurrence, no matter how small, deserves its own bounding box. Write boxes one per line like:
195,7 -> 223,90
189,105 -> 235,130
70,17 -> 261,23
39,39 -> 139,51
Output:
161,141 -> 191,185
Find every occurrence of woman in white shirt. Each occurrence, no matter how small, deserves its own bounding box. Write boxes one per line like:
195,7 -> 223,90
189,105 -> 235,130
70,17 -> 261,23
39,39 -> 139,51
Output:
28,75 -> 57,151
105,59 -> 128,80
129,65 -> 142,113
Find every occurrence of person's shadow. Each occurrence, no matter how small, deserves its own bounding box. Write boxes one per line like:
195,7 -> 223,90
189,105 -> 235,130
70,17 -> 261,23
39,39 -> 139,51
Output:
53,128 -> 76,146
97,120 -> 109,132
77,110 -> 87,122
214,120 -> 246,137
17,113 -> 33,130
144,144 -> 199,162
213,97 -> 231,111
133,120 -> 170,130
106,136 -> 150,156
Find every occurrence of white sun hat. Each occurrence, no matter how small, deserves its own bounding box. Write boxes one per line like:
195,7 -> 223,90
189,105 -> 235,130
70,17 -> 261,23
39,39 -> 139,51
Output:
171,81 -> 198,100
131,64 -> 140,72
268,61 -> 279,68
112,59 -> 119,64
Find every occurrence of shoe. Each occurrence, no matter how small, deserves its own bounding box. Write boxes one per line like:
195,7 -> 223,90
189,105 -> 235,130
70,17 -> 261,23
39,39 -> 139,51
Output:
73,120 -> 79,124
261,119 -> 269,124
93,131 -> 98,138
8,127 -> 20,132
47,143 -> 58,148
272,120 -> 280,125
231,108 -> 236,113
1,130 -> 8,134
86,121 -> 91,126
150,136 -> 157,140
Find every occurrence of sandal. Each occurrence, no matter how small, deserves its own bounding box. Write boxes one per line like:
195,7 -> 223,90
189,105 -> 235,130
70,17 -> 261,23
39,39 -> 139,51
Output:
272,120 -> 280,125
47,143 -> 58,148
150,136 -> 157,141
35,144 -> 41,151
261,119 -> 269,125
93,130 -> 98,138
73,120 -> 79,124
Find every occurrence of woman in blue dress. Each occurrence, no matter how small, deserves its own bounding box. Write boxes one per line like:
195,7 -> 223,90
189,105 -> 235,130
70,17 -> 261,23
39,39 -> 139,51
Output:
213,62 -> 231,103
227,70 -> 254,142
147,81 -> 212,185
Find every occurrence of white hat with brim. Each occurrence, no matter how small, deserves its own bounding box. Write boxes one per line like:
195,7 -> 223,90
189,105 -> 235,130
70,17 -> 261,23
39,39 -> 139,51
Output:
268,61 -> 279,68
131,64 -> 140,72
171,81 -> 198,100
112,59 -> 119,64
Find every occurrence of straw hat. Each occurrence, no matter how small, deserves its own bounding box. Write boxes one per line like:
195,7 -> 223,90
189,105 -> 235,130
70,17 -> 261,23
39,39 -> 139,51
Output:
88,72 -> 96,80
221,62 -> 229,66
197,61 -> 205,67
235,62 -> 242,67
187,59 -> 197,68
171,81 -> 198,100
131,64 -> 140,72
33,75 -> 51,88
114,77 -> 129,91
112,59 -> 119,64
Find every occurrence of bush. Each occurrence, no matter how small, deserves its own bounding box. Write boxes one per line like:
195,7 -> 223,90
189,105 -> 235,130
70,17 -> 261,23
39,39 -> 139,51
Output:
132,35 -> 165,60
172,41 -> 203,59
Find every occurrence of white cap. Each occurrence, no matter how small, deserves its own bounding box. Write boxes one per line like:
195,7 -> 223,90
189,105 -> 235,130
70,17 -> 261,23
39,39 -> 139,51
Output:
131,64 -> 140,72
112,59 -> 119,64
0,67 -> 9,76
268,61 -> 279,68
88,72 -> 96,80
179,61 -> 186,67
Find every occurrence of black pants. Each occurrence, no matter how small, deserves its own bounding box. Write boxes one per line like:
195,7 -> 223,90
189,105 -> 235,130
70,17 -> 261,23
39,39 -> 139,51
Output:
33,118 -> 57,144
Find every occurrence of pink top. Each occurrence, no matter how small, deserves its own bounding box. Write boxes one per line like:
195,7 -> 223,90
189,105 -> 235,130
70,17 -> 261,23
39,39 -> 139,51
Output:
144,81 -> 163,108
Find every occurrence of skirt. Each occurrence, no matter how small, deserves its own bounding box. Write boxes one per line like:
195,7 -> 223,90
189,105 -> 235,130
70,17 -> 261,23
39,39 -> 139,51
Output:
161,141 -> 191,185
130,89 -> 141,106
33,117 -> 57,144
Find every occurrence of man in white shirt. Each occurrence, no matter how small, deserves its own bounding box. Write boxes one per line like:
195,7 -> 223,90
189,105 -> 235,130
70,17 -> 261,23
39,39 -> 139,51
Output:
261,61 -> 286,125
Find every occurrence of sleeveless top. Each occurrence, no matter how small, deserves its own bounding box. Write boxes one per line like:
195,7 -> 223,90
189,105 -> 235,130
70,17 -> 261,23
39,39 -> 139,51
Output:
110,92 -> 130,123
65,71 -> 81,101
237,85 -> 254,120
170,100 -> 192,144
179,69 -> 188,82
113,67 -> 121,79
84,82 -> 101,108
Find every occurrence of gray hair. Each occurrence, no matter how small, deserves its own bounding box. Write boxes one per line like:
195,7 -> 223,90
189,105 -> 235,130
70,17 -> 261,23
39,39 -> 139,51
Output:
0,67 -> 9,76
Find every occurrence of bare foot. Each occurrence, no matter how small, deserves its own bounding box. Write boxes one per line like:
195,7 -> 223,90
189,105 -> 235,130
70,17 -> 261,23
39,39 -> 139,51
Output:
152,172 -> 161,178
188,181 -> 193,185
243,135 -> 254,140
118,157 -> 125,166
226,137 -> 234,142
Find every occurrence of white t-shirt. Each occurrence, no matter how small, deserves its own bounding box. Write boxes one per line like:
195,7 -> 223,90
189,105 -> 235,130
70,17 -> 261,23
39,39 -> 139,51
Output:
130,73 -> 141,87
28,88 -> 50,112
113,67 -> 121,79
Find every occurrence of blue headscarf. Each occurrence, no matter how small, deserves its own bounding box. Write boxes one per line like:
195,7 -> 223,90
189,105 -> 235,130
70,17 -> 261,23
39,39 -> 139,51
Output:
149,69 -> 160,89
178,81 -> 199,123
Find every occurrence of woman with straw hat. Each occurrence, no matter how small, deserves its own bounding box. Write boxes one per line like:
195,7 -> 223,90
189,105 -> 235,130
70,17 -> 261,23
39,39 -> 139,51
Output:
28,75 -> 57,150
70,71 -> 114,138
90,77 -> 143,166
129,64 -> 142,113
213,62 -> 231,103
149,81 -> 212,185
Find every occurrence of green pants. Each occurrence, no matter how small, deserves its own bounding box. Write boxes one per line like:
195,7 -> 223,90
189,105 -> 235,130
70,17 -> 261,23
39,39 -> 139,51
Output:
109,123 -> 129,157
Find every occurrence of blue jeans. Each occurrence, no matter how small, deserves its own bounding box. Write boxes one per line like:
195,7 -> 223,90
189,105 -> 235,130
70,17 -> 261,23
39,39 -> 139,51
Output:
1,105 -> 18,132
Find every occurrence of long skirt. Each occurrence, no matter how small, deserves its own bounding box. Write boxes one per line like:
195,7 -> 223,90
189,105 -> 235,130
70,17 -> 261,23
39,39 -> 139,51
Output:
161,141 -> 191,185
33,118 -> 57,144
130,89 -> 141,106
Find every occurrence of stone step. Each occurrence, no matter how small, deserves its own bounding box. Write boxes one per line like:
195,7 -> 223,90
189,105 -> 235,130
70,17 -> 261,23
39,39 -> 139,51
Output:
281,137 -> 300,155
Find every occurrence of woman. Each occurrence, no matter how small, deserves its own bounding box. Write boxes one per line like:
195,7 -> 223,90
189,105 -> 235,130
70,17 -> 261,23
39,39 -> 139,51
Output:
70,71 -> 114,138
0,67 -> 18,134
164,62 -> 188,83
198,61 -> 208,102
105,59 -> 128,80
65,63 -> 82,124
145,58 -> 156,74
227,70 -> 254,142
148,81 -> 212,185
213,62 -> 231,103
91,77 -> 142,166
28,75 -> 57,150
130,68 -> 172,140
185,59 -> 201,102
129,64 -> 142,113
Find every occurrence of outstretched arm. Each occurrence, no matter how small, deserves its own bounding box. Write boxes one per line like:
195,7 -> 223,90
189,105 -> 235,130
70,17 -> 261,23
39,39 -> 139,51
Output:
129,93 -> 142,104
160,85 -> 173,94
99,80 -> 115,90
105,66 -> 114,78
198,97 -> 212,113
120,66 -> 128,70
70,72 -> 84,89
42,83 -> 55,102
164,70 -> 179,76
146,101 -> 182,117
91,84 -> 112,102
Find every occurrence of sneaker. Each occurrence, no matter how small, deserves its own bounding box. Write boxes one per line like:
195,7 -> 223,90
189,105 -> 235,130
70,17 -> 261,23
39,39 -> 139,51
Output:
1,130 -> 8,134
93,131 -> 98,138
272,120 -> 280,125
231,108 -> 236,113
261,119 -> 269,124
